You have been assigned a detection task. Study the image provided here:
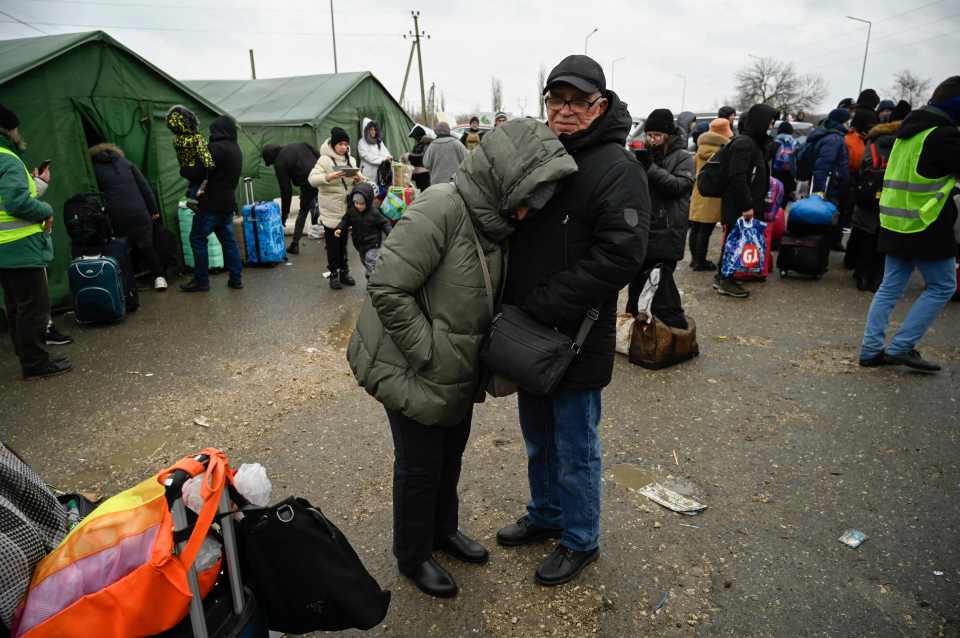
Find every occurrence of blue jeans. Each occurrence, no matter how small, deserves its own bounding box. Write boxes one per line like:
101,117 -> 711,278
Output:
860,255 -> 957,358
189,211 -> 242,285
518,388 -> 602,552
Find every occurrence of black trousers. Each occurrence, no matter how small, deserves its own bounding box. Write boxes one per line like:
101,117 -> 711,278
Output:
290,187 -> 319,244
123,223 -> 161,279
772,170 -> 796,203
387,408 -> 472,570
0,267 -> 50,371
626,260 -> 687,329
688,222 -> 716,267
323,225 -> 350,273
851,227 -> 884,287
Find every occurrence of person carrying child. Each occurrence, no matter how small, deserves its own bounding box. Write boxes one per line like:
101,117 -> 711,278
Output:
334,182 -> 392,280
166,105 -> 215,211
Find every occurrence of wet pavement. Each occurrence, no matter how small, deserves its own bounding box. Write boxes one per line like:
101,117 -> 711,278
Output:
3,234 -> 959,637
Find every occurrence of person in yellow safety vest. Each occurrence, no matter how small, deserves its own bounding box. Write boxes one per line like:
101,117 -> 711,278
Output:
0,103 -> 72,380
859,76 -> 960,372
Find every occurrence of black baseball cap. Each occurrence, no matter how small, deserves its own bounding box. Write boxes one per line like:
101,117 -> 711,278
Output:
544,55 -> 606,95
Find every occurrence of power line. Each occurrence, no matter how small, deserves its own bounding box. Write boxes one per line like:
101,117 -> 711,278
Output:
0,19 -> 398,38
806,25 -> 956,72
23,0 -> 305,9
0,9 -> 47,34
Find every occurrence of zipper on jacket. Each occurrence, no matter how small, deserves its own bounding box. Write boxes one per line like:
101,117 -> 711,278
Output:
561,214 -> 569,268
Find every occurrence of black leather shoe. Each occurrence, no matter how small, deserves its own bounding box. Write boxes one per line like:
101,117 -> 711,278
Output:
435,531 -> 489,564
885,349 -> 941,372
535,545 -> 599,587
496,515 -> 562,547
858,352 -> 889,368
287,242 -> 300,255
23,358 -> 73,380
179,280 -> 209,293
339,270 -> 356,286
400,558 -> 458,598
228,280 -> 243,290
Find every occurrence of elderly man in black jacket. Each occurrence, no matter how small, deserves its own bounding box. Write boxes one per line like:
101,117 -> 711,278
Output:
179,115 -> 244,292
714,103 -> 777,299
261,142 -> 321,254
627,108 -> 694,328
495,55 -> 650,587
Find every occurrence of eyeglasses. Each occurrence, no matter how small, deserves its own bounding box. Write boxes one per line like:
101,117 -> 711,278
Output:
544,95 -> 603,114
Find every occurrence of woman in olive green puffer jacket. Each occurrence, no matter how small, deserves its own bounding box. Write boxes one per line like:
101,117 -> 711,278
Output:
346,118 -> 577,597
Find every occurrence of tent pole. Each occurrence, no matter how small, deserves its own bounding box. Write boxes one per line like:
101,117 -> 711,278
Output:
400,40 -> 416,106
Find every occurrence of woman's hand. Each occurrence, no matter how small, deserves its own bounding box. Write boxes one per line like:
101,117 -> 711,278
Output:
334,229 -> 342,237
352,173 -> 363,183
328,170 -> 345,182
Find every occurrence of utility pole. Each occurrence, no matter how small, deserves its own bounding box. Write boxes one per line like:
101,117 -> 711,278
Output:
584,27 -> 598,55
248,49 -> 256,79
402,11 -> 430,122
847,15 -> 872,94
330,0 -> 338,73
675,73 -> 687,112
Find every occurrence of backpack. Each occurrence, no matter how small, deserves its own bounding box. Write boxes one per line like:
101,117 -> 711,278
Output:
63,193 -> 112,247
696,136 -> 749,198
772,136 -> 797,176
854,141 -> 888,209
795,140 -> 816,181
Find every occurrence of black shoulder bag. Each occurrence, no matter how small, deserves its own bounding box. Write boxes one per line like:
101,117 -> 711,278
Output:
469,214 -> 598,396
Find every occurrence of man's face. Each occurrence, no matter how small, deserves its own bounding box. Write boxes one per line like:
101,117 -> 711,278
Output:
546,84 -> 608,136
470,119 -> 479,130
726,113 -> 736,124
495,116 -> 507,128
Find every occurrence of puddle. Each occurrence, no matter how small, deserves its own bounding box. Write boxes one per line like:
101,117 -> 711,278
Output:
611,463 -> 656,491
327,305 -> 361,348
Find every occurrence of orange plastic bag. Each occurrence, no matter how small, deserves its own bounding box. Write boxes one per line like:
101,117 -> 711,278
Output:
13,449 -> 233,638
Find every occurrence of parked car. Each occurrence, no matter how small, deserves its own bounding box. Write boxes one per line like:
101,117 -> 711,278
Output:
626,119 -> 646,151
770,120 -> 814,145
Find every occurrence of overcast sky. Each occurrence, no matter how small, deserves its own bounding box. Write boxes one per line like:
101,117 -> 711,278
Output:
1,0 -> 957,123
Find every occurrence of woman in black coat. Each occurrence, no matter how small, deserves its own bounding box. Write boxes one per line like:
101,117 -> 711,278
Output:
88,143 -> 167,290
627,109 -> 695,329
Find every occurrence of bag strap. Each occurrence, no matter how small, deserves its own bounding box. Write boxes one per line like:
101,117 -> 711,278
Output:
572,307 -> 600,353
462,212 -> 495,318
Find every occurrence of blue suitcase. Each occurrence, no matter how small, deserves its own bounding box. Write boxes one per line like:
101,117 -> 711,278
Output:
69,255 -> 126,324
241,177 -> 286,265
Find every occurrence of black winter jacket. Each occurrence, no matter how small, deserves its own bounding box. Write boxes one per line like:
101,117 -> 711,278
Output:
89,143 -> 158,235
503,92 -> 651,391
261,142 -> 321,219
645,134 -> 694,261
721,104 -> 777,228
336,183 -> 392,253
878,107 -> 960,261
182,116 -> 243,215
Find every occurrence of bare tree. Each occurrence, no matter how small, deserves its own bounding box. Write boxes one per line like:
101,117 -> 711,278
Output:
537,65 -> 547,119
491,77 -> 503,113
889,69 -> 931,108
734,56 -> 828,117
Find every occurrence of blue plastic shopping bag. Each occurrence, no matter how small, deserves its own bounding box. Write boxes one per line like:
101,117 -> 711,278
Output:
721,217 -> 767,278
789,194 -> 837,226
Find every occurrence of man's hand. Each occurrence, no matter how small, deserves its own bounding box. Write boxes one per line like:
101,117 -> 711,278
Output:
32,166 -> 51,183
42,217 -> 53,233
742,209 -> 755,221
334,229 -> 342,237
152,213 -> 161,221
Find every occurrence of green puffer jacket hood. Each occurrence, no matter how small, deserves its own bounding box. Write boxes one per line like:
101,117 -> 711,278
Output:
347,118 -> 578,426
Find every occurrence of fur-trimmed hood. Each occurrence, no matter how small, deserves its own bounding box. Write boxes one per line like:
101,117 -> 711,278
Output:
88,143 -> 125,163
866,121 -> 901,141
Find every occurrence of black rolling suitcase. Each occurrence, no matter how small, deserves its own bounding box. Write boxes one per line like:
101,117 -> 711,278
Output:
777,232 -> 831,278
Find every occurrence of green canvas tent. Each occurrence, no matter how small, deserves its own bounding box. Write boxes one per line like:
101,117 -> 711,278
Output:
184,73 -> 415,200
0,30 -> 240,308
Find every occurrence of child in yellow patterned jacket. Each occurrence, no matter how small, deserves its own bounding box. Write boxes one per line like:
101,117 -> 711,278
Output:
165,105 -> 215,211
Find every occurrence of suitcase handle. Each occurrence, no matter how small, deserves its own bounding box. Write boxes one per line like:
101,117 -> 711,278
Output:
243,177 -> 255,207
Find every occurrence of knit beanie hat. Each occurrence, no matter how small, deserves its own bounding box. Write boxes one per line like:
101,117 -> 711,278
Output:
877,99 -> 896,113
929,76 -> 960,124
856,89 -> 880,110
777,121 -> 794,135
330,126 -> 350,147
827,108 -> 850,124
837,98 -> 855,110
0,104 -> 19,130
851,108 -> 878,133
708,117 -> 733,139
644,108 -> 676,135
891,100 -> 912,122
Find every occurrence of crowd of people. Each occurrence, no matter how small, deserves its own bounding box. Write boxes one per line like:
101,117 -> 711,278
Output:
0,50 -> 957,612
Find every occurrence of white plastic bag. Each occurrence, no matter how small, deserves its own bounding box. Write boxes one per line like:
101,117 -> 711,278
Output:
615,313 -> 635,356
181,462 -> 272,516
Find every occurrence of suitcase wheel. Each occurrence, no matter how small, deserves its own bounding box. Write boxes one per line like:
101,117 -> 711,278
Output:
780,270 -> 788,278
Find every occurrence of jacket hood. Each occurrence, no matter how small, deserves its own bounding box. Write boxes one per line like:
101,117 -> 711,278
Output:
454,118 -> 578,243
348,181 -> 376,209
431,136 -> 459,146
807,125 -> 844,147
696,131 -> 728,160
362,117 -> 382,145
558,90 -> 633,154
676,111 -> 696,133
165,105 -> 198,136
210,115 -> 237,142
261,144 -> 281,166
88,142 -> 124,163
866,121 -> 901,140
897,106 -> 955,139
742,104 -> 778,142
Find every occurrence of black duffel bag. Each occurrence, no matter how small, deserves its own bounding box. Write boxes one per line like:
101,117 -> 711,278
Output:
480,304 -> 597,396
238,496 -> 390,634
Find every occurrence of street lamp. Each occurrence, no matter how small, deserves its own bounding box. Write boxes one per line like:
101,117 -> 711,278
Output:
584,27 -> 598,55
329,0 -> 338,73
847,16 -> 872,95
611,56 -> 626,91
675,73 -> 687,112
